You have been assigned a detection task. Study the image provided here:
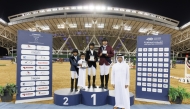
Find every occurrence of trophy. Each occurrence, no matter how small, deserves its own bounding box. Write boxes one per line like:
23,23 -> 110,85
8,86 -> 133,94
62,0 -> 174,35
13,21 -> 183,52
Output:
89,55 -> 95,61
82,61 -> 87,68
102,50 -> 107,54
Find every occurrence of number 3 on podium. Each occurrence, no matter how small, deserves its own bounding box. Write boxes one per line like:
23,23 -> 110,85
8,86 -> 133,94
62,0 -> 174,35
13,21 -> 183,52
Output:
91,94 -> 96,105
63,97 -> 69,105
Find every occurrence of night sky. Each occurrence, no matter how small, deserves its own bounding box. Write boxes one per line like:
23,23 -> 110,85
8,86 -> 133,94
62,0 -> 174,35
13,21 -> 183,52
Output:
0,0 -> 190,27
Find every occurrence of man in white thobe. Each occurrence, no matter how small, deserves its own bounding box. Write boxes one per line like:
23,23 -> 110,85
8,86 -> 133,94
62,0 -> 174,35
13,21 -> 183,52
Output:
111,54 -> 130,109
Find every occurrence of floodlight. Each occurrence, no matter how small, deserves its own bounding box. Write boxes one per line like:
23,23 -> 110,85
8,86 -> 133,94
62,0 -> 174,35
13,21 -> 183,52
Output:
65,7 -> 70,10
107,7 -> 112,10
85,24 -> 92,28
52,8 -> 57,11
41,26 -> 50,30
97,24 -> 104,28
57,24 -> 65,29
113,25 -> 119,29
29,28 -> 36,32
120,9 -> 125,11
101,6 -> 106,10
89,5 -> 95,10
69,24 -> 77,28
139,28 -> 147,33
46,9 -> 52,12
132,10 -> 136,13
83,6 -> 88,10
58,8 -> 63,10
151,14 -> 156,17
33,11 -> 38,14
124,26 -> 131,31
114,8 -> 119,11
138,11 -> 143,14
71,7 -> 76,10
77,6 -> 82,9
144,13 -> 149,16
181,22 -> 190,29
126,9 -> 131,12
39,10 -> 45,13
95,6 -> 101,10
151,31 -> 159,35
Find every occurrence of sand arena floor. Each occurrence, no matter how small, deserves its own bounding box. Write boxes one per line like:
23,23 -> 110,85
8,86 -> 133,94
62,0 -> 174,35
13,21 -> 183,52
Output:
0,60 -> 190,104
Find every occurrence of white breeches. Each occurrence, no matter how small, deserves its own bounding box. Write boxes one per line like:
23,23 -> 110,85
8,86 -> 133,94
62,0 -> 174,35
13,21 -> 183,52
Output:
88,66 -> 96,76
100,64 -> 110,75
70,71 -> 78,79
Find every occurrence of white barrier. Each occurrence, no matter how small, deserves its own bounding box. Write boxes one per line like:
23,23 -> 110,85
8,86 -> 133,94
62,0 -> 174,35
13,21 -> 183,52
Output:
178,56 -> 190,83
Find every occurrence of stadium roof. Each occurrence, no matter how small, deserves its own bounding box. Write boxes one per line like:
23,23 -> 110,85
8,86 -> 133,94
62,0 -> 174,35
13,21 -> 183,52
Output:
0,0 -> 190,53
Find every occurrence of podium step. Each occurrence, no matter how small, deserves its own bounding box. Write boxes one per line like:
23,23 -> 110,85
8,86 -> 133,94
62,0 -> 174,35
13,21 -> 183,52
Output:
54,88 -> 81,106
108,90 -> 134,106
80,87 -> 109,106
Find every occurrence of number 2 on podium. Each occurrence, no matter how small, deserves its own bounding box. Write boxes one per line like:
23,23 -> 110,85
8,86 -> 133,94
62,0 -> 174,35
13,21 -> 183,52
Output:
63,97 -> 68,105
91,94 -> 96,105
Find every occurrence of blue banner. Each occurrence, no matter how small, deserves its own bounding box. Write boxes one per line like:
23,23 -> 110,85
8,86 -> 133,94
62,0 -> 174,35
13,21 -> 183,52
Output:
135,35 -> 171,103
16,30 -> 53,103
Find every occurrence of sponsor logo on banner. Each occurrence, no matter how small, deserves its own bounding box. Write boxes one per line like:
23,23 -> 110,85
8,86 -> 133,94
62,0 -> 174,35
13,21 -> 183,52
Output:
147,83 -> 151,87
147,78 -> 152,82
158,63 -> 163,67
21,66 -> 35,70
148,58 -> 152,62
143,53 -> 147,56
158,79 -> 162,82
36,66 -> 49,70
36,61 -> 49,65
164,48 -> 169,51
36,56 -> 50,60
21,82 -> 35,86
142,68 -> 147,71
164,53 -> 169,57
142,87 -> 146,91
137,72 -> 141,76
153,63 -> 157,67
20,92 -> 35,97
21,44 -> 36,49
143,48 -> 147,51
148,63 -> 152,66
148,53 -> 152,57
147,88 -> 151,92
21,71 -> 35,76
159,48 -> 163,51
138,48 -> 142,52
142,73 -> 146,76
142,78 -> 146,81
21,61 -> 35,65
137,77 -> 141,81
147,73 -> 152,77
138,63 -> 142,66
20,87 -> 35,92
158,73 -> 163,77
153,78 -> 157,82
153,73 -> 157,77
153,58 -> 157,62
152,88 -> 157,92
36,91 -> 49,96
146,38 -> 153,41
142,82 -> 146,86
37,45 -> 50,50
153,48 -> 158,51
36,81 -> 49,85
21,55 -> 35,60
163,84 -> 168,88
148,48 -> 152,52
138,58 -> 142,61
21,50 -> 49,55
138,53 -> 142,56
36,71 -> 49,75
36,86 -> 49,91
137,82 -> 141,86
152,83 -> 157,87
21,76 -> 49,81
158,84 -> 162,88
158,89 -> 162,93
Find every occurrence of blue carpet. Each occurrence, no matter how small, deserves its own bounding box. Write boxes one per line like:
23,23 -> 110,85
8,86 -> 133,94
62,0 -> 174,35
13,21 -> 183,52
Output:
0,103 -> 190,109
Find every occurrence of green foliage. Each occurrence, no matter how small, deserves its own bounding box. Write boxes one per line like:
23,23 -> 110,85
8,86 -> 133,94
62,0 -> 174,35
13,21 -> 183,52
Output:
169,86 -> 190,102
0,83 -> 17,96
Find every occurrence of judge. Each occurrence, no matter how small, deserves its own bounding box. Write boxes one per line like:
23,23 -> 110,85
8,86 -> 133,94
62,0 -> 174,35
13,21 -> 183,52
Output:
111,54 -> 130,109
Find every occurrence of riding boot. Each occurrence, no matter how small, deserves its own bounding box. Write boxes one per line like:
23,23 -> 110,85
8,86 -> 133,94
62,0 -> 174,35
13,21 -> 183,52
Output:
104,74 -> 109,89
99,75 -> 104,88
93,76 -> 97,88
70,78 -> 74,92
88,75 -> 91,88
75,78 -> 78,92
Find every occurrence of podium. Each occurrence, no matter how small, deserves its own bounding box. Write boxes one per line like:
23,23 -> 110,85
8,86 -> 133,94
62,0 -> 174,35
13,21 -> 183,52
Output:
108,90 -> 134,106
80,87 -> 109,106
54,88 -> 81,106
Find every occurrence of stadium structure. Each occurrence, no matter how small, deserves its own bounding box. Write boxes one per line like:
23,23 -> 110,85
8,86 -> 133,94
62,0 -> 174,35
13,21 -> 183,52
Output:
0,5 -> 190,57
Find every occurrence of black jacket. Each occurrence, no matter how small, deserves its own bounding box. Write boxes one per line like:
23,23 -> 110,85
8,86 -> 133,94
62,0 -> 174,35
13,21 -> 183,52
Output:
85,50 -> 98,68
